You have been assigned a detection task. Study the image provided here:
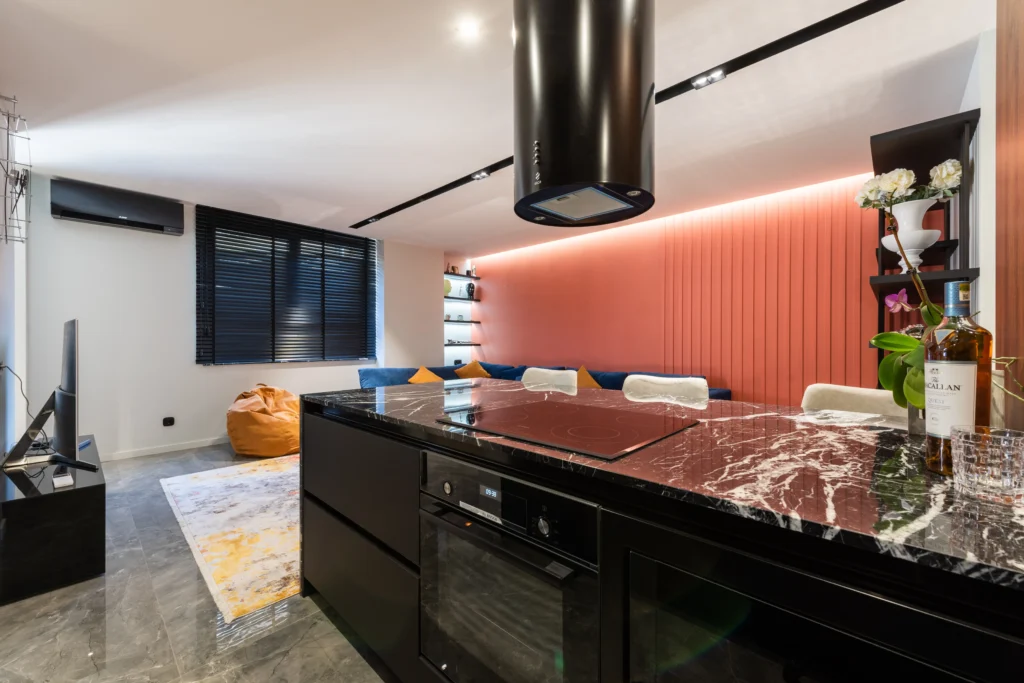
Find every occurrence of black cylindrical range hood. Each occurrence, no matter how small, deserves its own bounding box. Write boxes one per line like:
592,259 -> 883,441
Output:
513,0 -> 655,227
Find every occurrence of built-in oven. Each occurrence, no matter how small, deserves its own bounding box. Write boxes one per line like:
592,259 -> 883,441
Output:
419,451 -> 600,683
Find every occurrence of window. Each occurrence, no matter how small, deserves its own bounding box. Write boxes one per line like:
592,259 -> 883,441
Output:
196,205 -> 377,365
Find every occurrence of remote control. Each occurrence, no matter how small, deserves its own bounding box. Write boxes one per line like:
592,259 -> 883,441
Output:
52,465 -> 74,489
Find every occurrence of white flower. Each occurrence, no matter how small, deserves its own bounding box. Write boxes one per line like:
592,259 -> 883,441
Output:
855,176 -> 883,207
879,168 -> 916,198
929,159 -> 962,191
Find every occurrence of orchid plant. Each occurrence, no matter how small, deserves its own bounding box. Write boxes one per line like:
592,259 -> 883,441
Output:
859,160 -> 963,411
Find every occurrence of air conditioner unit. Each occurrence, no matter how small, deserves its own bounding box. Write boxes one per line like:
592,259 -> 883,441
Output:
50,178 -> 184,236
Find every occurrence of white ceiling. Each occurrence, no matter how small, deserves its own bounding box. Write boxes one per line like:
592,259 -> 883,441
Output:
0,0 -> 995,257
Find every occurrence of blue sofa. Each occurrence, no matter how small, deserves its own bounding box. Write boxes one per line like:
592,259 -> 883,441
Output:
358,362 -> 732,400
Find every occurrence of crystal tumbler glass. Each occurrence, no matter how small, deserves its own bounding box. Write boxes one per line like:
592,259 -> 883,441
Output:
951,426 -> 1024,504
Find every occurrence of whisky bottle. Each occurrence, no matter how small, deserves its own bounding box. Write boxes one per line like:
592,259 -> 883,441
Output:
923,281 -> 993,475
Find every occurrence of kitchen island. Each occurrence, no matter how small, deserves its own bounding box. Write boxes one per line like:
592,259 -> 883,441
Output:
300,378 -> 1024,683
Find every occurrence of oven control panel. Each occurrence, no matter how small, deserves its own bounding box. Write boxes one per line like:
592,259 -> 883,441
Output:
421,451 -> 599,566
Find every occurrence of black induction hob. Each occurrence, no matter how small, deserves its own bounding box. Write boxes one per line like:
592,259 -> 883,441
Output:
437,400 -> 699,460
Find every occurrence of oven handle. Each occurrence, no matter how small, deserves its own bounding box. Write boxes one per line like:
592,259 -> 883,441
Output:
420,505 -> 583,584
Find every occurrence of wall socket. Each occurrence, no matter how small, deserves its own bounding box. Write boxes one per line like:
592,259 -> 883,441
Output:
163,417 -> 175,427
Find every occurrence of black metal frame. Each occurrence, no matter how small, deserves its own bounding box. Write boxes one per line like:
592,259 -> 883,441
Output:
351,0 -> 906,229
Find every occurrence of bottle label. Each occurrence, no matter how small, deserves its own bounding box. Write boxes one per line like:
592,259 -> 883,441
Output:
924,361 -> 978,438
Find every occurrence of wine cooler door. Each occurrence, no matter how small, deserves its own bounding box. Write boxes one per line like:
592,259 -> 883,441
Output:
628,552 -> 966,683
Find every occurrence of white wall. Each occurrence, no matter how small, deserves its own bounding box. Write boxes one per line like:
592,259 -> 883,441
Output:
960,29 -> 996,333
0,236 -> 27,452
381,240 -> 443,368
0,104 -> 28,451
27,175 -> 442,460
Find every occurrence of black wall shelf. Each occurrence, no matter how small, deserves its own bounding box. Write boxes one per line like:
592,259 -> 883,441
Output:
874,239 -> 959,272
870,267 -> 980,299
444,296 -> 479,303
443,272 -> 480,281
444,319 -> 481,324
869,110 -> 980,369
444,342 -> 481,347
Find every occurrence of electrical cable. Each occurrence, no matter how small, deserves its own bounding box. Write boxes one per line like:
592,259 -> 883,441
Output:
0,363 -> 55,454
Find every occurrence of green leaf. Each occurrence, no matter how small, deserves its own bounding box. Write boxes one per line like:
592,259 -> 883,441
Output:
921,302 -> 944,327
878,351 -> 904,391
892,360 -> 910,409
904,344 -> 924,370
904,366 -> 926,410
870,332 -> 920,353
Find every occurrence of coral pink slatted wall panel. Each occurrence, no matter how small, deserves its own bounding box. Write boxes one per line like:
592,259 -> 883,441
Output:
475,175 -> 882,405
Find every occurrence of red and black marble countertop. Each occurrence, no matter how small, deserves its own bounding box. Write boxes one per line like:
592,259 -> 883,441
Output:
303,378 -> 1024,592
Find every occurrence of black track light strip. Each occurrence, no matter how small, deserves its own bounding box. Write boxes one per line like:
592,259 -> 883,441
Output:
350,0 -> 904,229
655,0 -> 904,103
350,157 -> 513,229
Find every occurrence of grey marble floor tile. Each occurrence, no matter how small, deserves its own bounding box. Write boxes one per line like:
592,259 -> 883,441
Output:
177,613 -> 333,683
154,553 -> 319,675
307,616 -> 383,682
107,505 -> 142,549
0,444 -> 379,683
0,541 -> 177,683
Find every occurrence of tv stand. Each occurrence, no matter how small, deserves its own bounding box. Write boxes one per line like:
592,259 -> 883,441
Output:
6,449 -> 99,473
0,435 -> 105,604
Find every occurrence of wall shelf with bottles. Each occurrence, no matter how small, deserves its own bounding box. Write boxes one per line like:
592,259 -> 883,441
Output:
444,268 -> 480,363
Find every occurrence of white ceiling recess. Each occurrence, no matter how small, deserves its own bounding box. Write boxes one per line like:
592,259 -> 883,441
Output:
0,0 -> 995,256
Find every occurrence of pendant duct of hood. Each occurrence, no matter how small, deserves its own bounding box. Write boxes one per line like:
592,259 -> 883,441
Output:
513,0 -> 655,227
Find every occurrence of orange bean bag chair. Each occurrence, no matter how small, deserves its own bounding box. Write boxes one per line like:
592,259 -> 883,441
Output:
226,384 -> 300,457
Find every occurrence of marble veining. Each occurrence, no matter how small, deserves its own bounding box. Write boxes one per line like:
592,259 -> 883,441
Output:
304,378 -> 1024,592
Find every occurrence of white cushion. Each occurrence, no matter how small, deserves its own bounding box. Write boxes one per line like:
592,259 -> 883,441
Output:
521,368 -> 578,396
800,383 -> 904,419
622,375 -> 710,409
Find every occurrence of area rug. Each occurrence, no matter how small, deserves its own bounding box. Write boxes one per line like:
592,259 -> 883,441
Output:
160,455 -> 300,623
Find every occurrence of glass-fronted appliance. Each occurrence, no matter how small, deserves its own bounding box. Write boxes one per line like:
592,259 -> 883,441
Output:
628,552 -> 971,682
419,451 -> 599,683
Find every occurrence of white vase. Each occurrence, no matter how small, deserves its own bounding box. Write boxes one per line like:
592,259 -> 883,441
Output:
887,197 -> 936,233
882,198 -> 940,273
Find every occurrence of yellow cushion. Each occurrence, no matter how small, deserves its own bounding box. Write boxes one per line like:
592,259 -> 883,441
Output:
577,366 -> 602,389
455,360 -> 492,379
408,366 -> 443,384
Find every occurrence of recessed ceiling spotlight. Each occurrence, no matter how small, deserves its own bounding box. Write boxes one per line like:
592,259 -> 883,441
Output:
471,170 -> 490,181
456,17 -> 482,43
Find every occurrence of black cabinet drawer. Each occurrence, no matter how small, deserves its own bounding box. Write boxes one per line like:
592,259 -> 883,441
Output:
303,495 -> 421,683
302,414 -> 419,565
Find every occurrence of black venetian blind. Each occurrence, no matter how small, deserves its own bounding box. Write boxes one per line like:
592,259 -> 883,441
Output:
196,205 -> 377,365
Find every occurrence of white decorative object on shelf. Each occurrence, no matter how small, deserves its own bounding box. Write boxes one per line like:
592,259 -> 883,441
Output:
882,198 -> 939,273
856,162 -> 962,276
887,197 -> 936,233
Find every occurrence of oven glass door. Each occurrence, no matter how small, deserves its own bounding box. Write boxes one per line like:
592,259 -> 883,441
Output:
420,502 -> 599,683
628,552 -> 966,682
